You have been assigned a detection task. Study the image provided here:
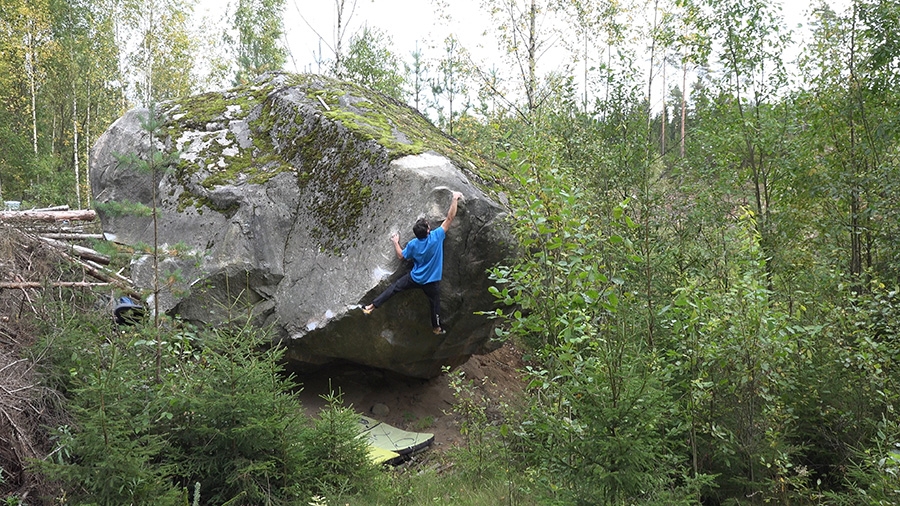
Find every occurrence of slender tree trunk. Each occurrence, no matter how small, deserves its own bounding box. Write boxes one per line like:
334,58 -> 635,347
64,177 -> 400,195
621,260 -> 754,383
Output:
335,0 -> 343,76
605,43 -> 611,109
527,0 -> 537,114
30,72 -> 38,155
333,0 -> 356,77
448,71 -> 455,136
73,94 -> 81,208
681,57 -> 687,158
26,20 -> 38,156
647,0 -> 657,132
145,0 -> 155,106
0,209 -> 97,221
583,32 -> 588,112
642,0 -> 661,349
848,4 -> 862,281
86,83 -> 91,203
661,60 -> 666,155
51,113 -> 56,154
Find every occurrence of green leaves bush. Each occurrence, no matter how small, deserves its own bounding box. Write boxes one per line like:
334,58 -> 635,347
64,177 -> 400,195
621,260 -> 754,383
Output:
34,307 -> 376,505
482,153 -> 704,504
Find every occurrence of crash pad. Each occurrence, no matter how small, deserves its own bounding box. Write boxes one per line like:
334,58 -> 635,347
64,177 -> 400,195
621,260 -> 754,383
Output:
357,415 -> 434,465
367,446 -> 401,465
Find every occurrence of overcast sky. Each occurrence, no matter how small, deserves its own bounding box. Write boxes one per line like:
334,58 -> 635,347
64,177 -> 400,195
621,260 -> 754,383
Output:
194,0 -> 850,105
254,0 -> 844,70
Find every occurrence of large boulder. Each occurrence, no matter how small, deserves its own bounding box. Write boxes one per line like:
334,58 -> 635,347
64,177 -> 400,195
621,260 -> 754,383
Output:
90,73 -> 513,378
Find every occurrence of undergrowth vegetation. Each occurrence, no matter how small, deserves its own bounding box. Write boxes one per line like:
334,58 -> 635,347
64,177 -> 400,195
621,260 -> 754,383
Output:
30,307 -> 377,506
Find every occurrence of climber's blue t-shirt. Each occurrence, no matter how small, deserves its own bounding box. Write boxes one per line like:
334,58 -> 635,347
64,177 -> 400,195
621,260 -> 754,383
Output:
402,227 -> 446,284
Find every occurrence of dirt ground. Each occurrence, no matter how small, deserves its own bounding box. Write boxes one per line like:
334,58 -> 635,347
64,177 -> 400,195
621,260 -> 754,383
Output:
293,340 -> 526,452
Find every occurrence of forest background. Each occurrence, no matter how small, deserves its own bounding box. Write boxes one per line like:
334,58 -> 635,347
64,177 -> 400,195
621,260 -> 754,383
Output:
2,0 -> 900,504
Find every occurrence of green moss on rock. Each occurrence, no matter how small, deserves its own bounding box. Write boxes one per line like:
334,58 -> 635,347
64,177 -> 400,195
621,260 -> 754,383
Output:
152,72 -> 495,254
289,74 -> 483,167
161,81 -> 293,198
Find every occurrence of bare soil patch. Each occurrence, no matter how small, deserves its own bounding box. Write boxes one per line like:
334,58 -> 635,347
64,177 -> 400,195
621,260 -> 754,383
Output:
292,340 -> 526,452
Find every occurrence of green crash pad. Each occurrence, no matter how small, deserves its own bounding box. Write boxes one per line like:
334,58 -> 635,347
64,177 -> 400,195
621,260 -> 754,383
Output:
357,415 -> 434,465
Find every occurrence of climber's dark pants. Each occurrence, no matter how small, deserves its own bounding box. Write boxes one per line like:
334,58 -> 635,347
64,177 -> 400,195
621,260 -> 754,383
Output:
372,273 -> 441,329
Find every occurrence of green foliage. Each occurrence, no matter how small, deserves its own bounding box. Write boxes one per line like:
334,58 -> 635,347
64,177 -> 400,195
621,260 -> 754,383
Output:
138,6 -> 197,102
826,416 -> 900,505
9,153 -> 77,207
445,368 -> 509,483
35,314 -> 183,505
298,391 -> 378,499
5,0 -> 900,504
230,0 -> 287,85
164,321 -> 314,504
483,150 -> 636,351
482,150 -> 703,504
429,35 -> 470,136
0,118 -> 35,202
93,198 -> 152,217
661,215 -> 805,501
33,304 -> 376,505
341,27 -> 406,101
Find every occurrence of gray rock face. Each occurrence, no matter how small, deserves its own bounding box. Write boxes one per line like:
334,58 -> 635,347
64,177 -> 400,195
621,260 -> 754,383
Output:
90,73 -> 512,378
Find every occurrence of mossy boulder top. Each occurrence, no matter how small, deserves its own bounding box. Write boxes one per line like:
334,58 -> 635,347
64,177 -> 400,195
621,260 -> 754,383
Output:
90,72 -> 513,378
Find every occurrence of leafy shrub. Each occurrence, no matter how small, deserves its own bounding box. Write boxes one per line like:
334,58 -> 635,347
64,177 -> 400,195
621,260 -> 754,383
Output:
34,307 -> 375,505
298,391 -> 377,499
483,153 -> 703,504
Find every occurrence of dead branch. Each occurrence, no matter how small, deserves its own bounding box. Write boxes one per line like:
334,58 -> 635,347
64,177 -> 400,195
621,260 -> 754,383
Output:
40,233 -> 105,241
38,236 -> 110,265
85,259 -> 132,285
0,359 -> 26,375
0,210 -> 96,223
68,255 -> 141,299
0,281 -> 111,289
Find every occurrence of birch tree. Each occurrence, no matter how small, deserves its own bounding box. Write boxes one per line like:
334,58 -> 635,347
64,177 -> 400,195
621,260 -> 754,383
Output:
341,27 -> 405,100
481,0 -> 555,119
798,0 -> 900,284
46,0 -> 118,207
230,0 -> 287,84
430,34 -> 469,136
124,0 -> 197,104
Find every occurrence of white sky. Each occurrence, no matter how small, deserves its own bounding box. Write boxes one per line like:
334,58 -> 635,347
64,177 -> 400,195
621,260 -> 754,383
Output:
193,0 -> 851,104
281,0 -> 452,73
245,1 -> 843,69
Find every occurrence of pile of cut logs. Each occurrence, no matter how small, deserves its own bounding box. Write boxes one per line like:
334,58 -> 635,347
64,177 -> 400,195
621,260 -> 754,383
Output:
0,206 -> 138,297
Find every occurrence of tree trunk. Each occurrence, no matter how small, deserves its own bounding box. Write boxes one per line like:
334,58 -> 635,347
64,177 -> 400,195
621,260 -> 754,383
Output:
86,82 -> 91,204
0,210 -> 96,222
27,19 -> 38,156
38,236 -> 111,265
73,94 -> 81,208
848,4 -> 863,282
145,0 -> 155,105
527,0 -> 537,114
661,59 -> 666,155
0,281 -> 110,289
681,57 -> 687,158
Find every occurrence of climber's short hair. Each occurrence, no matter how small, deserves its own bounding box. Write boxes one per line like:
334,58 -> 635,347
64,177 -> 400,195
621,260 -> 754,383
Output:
413,218 -> 430,240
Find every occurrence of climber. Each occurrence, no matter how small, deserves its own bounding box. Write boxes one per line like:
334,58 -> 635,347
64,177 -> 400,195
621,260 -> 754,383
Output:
363,191 -> 463,334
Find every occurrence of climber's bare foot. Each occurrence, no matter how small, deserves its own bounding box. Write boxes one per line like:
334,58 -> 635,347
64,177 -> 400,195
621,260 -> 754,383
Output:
363,304 -> 375,315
